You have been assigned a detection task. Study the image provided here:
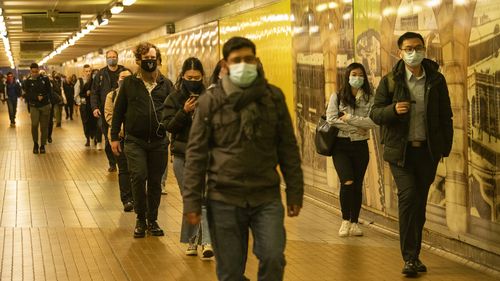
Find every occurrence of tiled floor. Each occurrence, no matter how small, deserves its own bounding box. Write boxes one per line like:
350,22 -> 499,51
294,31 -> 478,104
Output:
0,103 -> 497,281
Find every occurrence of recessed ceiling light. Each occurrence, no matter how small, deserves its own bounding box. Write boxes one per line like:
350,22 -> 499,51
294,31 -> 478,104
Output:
123,0 -> 136,6
111,3 -> 124,14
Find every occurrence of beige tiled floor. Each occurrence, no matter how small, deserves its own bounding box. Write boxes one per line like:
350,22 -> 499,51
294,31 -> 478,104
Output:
0,103 -> 496,280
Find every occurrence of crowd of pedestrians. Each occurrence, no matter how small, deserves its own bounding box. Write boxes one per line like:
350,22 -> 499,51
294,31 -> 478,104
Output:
0,31 -> 452,280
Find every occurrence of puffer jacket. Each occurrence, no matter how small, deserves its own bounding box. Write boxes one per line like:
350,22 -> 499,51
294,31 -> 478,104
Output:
163,87 -> 199,157
370,58 -> 453,166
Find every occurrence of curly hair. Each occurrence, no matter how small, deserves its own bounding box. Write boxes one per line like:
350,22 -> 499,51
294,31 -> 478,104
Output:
134,42 -> 162,64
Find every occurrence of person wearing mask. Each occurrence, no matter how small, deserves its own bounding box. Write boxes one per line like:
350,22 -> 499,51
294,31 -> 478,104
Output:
63,74 -> 76,120
23,63 -> 52,154
47,72 -> 63,143
370,32 -> 453,277
105,69 -> 133,212
111,42 -> 173,238
183,37 -> 303,281
163,57 -> 213,259
5,72 -> 22,127
326,62 -> 377,237
92,50 -> 125,171
74,64 -> 97,147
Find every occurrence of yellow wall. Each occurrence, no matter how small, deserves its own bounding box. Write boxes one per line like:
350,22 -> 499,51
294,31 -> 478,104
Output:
219,0 -> 295,121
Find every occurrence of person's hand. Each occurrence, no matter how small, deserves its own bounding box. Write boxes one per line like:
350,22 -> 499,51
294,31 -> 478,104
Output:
183,97 -> 197,113
287,205 -> 301,217
86,90 -> 91,96
340,112 -> 350,122
185,212 -> 201,225
93,108 -> 101,118
37,95 -> 43,101
111,140 -> 121,156
395,101 -> 410,115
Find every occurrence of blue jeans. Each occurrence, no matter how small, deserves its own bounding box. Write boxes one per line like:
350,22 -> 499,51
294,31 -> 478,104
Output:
173,156 -> 211,245
207,199 -> 286,281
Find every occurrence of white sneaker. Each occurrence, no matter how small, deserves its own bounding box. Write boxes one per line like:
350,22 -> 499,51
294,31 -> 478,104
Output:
185,243 -> 197,256
349,223 -> 363,236
338,220 -> 351,237
201,244 -> 214,260
96,142 -> 103,150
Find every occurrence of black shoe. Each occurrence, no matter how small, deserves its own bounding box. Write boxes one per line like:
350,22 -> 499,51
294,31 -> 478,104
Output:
414,259 -> 427,272
123,202 -> 134,212
56,123 -> 61,127
85,138 -> 90,146
402,261 -> 418,277
39,145 -> 46,154
33,143 -> 39,154
70,116 -> 73,120
10,122 -> 15,127
147,221 -> 164,236
108,166 -> 117,172
134,219 -> 147,238
48,137 -> 52,143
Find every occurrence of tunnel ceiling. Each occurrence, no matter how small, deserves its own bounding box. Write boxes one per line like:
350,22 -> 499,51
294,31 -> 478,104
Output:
0,0 -> 232,68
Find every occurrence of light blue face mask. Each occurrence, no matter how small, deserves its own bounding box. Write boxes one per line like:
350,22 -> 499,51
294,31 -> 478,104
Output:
229,63 -> 258,88
349,76 -> 364,89
403,50 -> 425,67
107,58 -> 118,67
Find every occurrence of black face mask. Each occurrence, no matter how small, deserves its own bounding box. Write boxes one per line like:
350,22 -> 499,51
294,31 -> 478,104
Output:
141,59 -> 157,72
183,79 -> 204,94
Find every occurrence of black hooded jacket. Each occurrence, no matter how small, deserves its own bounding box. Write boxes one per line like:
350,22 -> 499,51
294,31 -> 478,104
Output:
370,58 -> 453,166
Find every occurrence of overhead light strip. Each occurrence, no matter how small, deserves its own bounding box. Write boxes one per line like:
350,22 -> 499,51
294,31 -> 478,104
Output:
0,8 -> 15,69
39,1 -> 136,65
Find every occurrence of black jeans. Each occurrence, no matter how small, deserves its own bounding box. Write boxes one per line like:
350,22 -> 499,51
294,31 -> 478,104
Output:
124,135 -> 168,221
7,98 -> 17,123
332,138 -> 369,223
79,103 -> 96,139
115,140 -> 132,204
100,117 -> 116,167
389,144 -> 438,262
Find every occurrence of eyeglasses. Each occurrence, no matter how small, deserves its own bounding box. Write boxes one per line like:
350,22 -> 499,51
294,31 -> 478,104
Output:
228,55 -> 257,64
401,46 -> 426,52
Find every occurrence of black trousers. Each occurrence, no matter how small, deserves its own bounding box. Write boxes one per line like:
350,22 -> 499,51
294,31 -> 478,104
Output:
115,140 -> 132,204
124,135 -> 168,221
100,117 -> 116,167
79,103 -> 96,139
389,145 -> 438,262
332,138 -> 369,223
7,98 -> 17,123
64,97 -> 74,119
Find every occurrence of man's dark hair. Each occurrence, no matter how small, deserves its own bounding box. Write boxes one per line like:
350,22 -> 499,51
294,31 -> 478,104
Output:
7,72 -> 13,76
222,36 -> 256,60
397,32 -> 425,48
30,63 -> 39,69
83,64 -> 91,68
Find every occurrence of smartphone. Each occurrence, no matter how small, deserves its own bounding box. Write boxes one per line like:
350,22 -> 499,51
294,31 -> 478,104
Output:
338,111 -> 345,117
190,94 -> 200,99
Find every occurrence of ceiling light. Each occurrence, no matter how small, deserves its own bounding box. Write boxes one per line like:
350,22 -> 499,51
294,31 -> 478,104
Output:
111,3 -> 124,14
100,18 -> 109,26
123,0 -> 136,6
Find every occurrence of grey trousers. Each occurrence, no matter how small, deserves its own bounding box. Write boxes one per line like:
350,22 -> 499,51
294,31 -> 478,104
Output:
30,104 -> 51,145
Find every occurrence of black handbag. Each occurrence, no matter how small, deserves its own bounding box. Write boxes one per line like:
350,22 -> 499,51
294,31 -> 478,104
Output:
314,115 -> 338,156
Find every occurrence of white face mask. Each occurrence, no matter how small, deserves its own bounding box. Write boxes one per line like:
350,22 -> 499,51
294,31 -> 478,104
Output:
403,50 -> 425,67
349,76 -> 364,89
229,63 -> 258,88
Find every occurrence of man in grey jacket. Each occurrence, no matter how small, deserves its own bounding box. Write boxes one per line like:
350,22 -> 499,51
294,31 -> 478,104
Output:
182,37 -> 304,281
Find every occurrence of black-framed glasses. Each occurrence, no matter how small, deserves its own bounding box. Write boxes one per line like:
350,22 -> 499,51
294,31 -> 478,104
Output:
401,46 -> 426,52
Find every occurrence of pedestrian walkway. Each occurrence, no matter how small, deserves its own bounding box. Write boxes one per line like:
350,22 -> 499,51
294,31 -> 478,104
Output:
0,102 -> 496,281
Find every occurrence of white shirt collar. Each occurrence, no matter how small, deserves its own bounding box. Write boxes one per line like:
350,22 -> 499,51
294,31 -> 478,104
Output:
405,66 -> 426,81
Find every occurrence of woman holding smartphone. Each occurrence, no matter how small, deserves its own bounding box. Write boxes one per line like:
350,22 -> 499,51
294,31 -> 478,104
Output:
163,57 -> 213,259
326,62 -> 377,237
